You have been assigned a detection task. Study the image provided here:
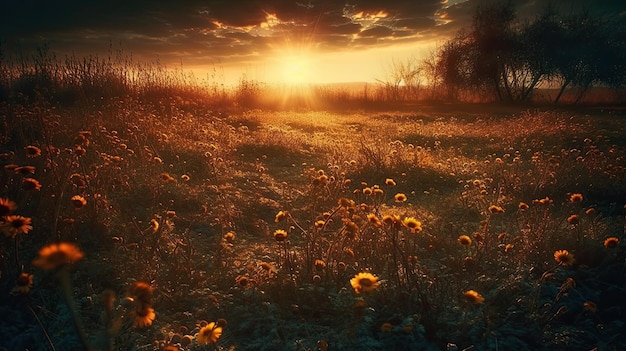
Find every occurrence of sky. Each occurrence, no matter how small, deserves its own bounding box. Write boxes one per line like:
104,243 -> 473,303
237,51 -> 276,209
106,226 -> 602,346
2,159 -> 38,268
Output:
1,0 -> 625,85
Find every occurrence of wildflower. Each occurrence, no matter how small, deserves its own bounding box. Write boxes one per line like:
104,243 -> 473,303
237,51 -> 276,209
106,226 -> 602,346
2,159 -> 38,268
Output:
463,290 -> 484,304
394,193 -> 407,202
343,248 -> 355,258
314,220 -> 325,229
382,214 -> 400,226
259,262 -> 275,272
367,214 -> 381,228
373,188 -> 384,196
32,242 -> 84,270
24,146 -> 41,158
236,275 -> 249,287
197,322 -> 223,344
160,173 -> 175,182
223,232 -> 235,243
363,187 -> 372,195
149,219 -> 159,233
583,301 -> 597,313
504,244 -> 514,253
380,323 -> 393,332
273,229 -> 288,242
518,202 -> 529,211
275,210 -> 287,223
402,217 -> 422,233
567,214 -> 579,225
70,195 -> 87,209
22,178 -> 42,191
129,281 -> 153,305
2,215 -> 33,237
11,273 -> 34,294
70,173 -> 86,187
604,237 -> 619,249
0,198 -> 17,216
554,250 -> 575,266
343,219 -> 359,239
313,274 -> 322,283
570,193 -> 583,203
585,208 -> 596,215
385,178 -> 396,186
74,146 -> 86,156
131,306 -> 156,328
314,259 -> 326,271
457,235 -> 472,246
488,205 -> 504,214
181,174 -> 190,181
350,272 -> 379,294
14,166 -> 36,175
165,210 -> 176,218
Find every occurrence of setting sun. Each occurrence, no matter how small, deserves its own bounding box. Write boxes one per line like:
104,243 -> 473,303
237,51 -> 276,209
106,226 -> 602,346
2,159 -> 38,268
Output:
279,54 -> 314,85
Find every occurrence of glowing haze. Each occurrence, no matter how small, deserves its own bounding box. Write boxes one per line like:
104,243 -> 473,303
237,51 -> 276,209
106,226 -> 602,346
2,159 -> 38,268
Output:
1,0 -> 624,85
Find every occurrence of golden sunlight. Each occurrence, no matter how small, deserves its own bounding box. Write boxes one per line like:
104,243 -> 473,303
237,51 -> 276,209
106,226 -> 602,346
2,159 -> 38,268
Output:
278,53 -> 314,85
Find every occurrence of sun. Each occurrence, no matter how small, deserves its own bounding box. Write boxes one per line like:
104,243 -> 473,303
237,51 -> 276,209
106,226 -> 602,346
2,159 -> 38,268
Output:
278,53 -> 314,85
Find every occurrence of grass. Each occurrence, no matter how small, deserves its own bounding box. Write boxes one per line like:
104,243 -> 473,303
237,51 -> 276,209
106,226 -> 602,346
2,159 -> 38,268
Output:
1,57 -> 626,351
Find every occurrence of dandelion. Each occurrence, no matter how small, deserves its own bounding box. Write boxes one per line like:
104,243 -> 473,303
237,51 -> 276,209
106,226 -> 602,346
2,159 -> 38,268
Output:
567,214 -> 579,225
394,193 -> 407,203
458,235 -> 472,246
488,205 -> 504,214
583,301 -> 597,313
14,166 -> 36,175
385,178 -> 396,186
11,272 -> 34,294
24,146 -> 41,158
367,214 -> 381,228
129,281 -> 153,305
554,249 -> 575,266
382,214 -> 400,226
32,242 -> 84,270
273,229 -> 288,242
585,208 -> 596,215
2,215 -> 32,237
22,178 -> 42,191
570,193 -> 583,203
518,202 -> 529,211
363,187 -> 373,195
350,272 -> 379,294
402,217 -> 422,233
131,306 -> 156,328
463,290 -> 484,304
373,188 -> 384,196
197,322 -> 223,344
70,195 -> 87,209
604,237 -> 619,249
149,219 -> 159,233
314,259 -> 326,271
0,198 -> 17,216
223,232 -> 235,243
275,210 -> 287,223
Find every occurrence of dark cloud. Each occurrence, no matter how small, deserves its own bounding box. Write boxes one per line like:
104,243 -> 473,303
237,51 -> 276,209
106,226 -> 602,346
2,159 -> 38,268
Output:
1,0 -> 624,69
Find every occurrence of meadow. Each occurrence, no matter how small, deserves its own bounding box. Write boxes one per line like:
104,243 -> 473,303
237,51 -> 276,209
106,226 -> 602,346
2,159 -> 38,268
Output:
1,70 -> 626,351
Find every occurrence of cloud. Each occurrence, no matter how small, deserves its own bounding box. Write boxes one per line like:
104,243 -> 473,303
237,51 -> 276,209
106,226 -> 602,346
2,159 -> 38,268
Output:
1,0 -> 624,69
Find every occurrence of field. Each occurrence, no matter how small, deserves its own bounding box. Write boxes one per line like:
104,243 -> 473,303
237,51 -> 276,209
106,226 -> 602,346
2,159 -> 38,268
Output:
1,90 -> 626,351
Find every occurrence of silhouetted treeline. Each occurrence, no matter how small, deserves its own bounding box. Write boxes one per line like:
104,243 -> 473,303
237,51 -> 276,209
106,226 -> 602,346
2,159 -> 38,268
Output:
431,2 -> 626,103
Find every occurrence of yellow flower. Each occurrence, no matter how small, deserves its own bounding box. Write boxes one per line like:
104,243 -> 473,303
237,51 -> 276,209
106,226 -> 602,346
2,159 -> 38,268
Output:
458,235 -> 472,246
128,281 -> 153,305
518,202 -> 529,211
604,237 -> 619,249
363,187 -> 373,195
567,214 -> 579,225
2,215 -> 32,237
402,217 -> 422,233
488,205 -> 504,214
554,250 -> 575,266
70,195 -> 87,209
463,290 -> 484,304
273,229 -> 288,242
0,198 -> 17,216
585,208 -> 596,215
350,272 -> 379,294
223,231 -> 235,243
22,178 -> 42,191
14,166 -> 36,175
275,210 -> 287,222
11,272 -> 34,294
314,259 -> 326,271
131,306 -> 156,328
570,193 -> 583,203
197,322 -> 223,344
160,173 -> 175,182
32,242 -> 84,270
367,214 -> 381,228
385,178 -> 396,186
24,146 -> 42,158
394,193 -> 407,202
149,219 -> 159,233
